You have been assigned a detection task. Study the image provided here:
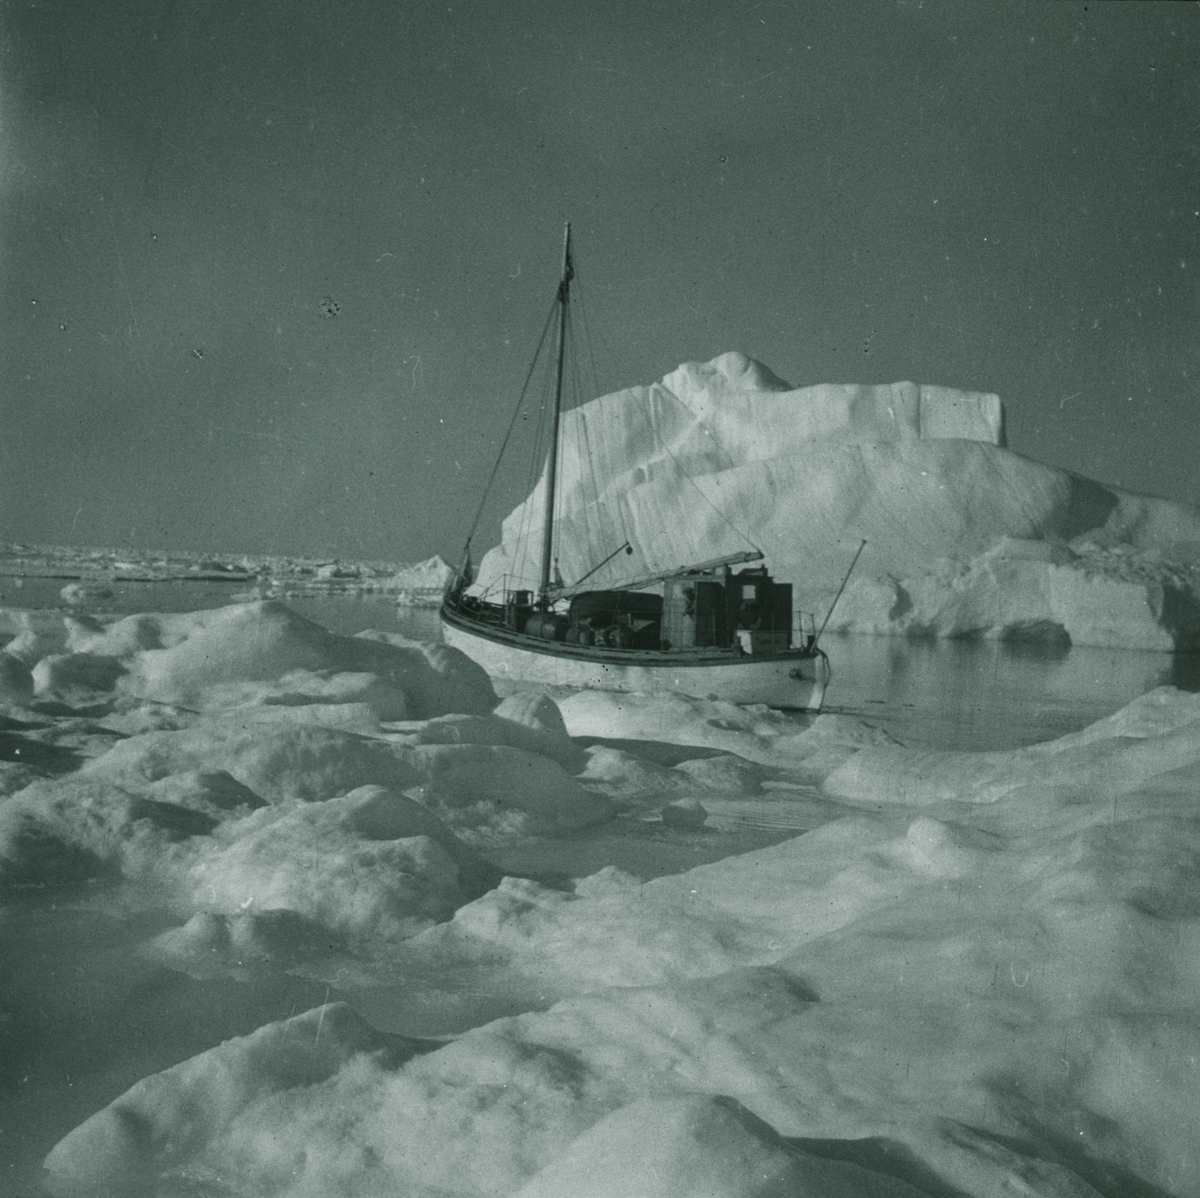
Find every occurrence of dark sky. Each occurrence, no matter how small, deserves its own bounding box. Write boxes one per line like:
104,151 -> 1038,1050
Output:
2,0 -> 1198,562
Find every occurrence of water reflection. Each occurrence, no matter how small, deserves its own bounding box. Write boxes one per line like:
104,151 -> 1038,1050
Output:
820,632 -> 1188,751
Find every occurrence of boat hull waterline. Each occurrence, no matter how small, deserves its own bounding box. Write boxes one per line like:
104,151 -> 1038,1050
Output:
442,613 -> 830,710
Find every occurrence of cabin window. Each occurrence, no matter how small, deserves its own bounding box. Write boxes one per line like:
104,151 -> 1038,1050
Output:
742,584 -> 757,600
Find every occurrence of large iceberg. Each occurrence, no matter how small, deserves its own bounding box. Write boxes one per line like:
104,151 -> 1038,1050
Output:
476,352 -> 1200,650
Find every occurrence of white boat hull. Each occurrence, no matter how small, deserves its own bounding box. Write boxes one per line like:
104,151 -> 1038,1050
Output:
442,619 -> 829,710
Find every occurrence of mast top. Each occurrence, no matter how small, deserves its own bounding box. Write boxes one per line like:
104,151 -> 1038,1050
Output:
560,222 -> 574,293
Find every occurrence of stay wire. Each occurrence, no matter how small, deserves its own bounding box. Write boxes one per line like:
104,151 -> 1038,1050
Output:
572,265 -> 632,559
566,307 -> 603,581
572,260 -> 604,421
572,257 -> 753,557
515,321 -> 561,588
460,294 -> 561,556
629,382 -> 761,556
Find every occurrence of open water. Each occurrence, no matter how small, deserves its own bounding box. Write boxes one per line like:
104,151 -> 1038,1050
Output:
6,576 -> 1198,752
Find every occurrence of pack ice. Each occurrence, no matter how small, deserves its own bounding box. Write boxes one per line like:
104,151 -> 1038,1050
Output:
477,352 -> 1200,649
0,594 -> 1196,1196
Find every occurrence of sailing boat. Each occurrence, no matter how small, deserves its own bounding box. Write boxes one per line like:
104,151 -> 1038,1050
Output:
440,225 -> 832,709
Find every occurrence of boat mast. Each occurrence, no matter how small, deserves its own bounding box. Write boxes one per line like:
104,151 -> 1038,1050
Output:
538,222 -> 573,603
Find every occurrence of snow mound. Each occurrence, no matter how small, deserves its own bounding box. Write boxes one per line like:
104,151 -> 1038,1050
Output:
1,766 -> 501,940
513,1094 -> 927,1198
42,1003 -> 420,1198
146,907 -> 341,975
823,686 -> 1200,805
408,744 -> 615,837
0,777 -> 213,886
475,353 -> 1200,649
145,769 -> 268,817
81,720 -> 425,804
42,600 -> 496,717
0,607 -> 75,664
389,691 -> 588,774
189,798 -> 475,941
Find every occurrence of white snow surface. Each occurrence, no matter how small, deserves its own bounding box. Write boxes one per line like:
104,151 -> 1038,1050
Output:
475,352 -> 1200,649
0,600 -> 1196,1196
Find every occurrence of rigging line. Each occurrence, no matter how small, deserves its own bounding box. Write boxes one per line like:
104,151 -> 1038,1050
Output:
571,272 -> 632,556
570,539 -> 633,590
525,355 -> 554,584
629,383 -> 761,555
568,267 -> 604,549
517,380 -> 543,565
571,339 -> 625,581
568,331 -> 592,568
461,293 -> 560,553
575,254 -> 757,559
549,301 -> 577,582
515,378 -> 542,575
515,339 -> 558,588
572,258 -> 604,408
556,304 -> 583,556
567,313 -> 603,578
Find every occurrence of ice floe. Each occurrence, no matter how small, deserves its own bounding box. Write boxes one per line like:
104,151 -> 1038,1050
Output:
0,599 -> 1196,1196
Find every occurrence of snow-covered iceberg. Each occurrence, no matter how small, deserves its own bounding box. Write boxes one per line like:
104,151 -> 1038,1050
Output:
476,352 -> 1200,650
